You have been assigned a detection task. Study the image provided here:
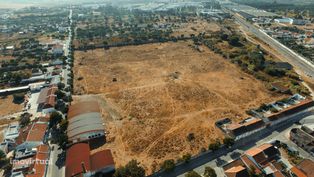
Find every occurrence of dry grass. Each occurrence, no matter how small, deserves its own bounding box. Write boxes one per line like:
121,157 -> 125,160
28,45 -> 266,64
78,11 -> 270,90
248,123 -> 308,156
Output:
74,41 -> 284,173
172,20 -> 221,37
0,95 -> 23,117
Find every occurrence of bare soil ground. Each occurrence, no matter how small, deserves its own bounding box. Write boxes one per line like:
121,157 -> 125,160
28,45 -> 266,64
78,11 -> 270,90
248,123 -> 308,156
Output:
0,96 -> 23,117
73,41 -> 284,173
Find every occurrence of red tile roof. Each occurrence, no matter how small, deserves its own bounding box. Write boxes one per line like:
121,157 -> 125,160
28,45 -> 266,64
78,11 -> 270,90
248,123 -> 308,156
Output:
44,95 -> 56,108
66,143 -> 115,177
291,166 -> 307,177
296,159 -> 314,177
273,171 -> 285,177
268,99 -> 314,121
26,145 -> 49,177
26,123 -> 48,142
66,143 -> 91,177
241,155 -> 261,174
90,149 -> 114,171
225,166 -> 250,177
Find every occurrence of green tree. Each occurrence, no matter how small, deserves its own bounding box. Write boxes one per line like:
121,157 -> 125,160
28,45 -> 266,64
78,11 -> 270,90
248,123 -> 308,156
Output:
161,159 -> 176,172
55,90 -> 65,99
0,149 -> 10,170
19,113 -> 31,128
223,137 -> 235,147
185,171 -> 201,177
114,159 -> 145,177
49,111 -> 63,129
13,93 -> 25,103
228,36 -> 240,46
208,140 -> 221,151
57,83 -> 65,90
204,166 -> 217,177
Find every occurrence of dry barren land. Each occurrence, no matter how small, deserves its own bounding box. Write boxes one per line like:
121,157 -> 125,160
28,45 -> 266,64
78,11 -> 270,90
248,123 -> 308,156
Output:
0,95 -> 23,117
73,41 -> 284,173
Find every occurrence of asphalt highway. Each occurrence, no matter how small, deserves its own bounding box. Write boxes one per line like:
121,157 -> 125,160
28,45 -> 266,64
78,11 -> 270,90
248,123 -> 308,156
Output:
233,14 -> 314,79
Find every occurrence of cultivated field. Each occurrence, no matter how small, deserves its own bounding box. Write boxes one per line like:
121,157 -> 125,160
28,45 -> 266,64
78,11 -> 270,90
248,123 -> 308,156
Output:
73,41 -> 284,173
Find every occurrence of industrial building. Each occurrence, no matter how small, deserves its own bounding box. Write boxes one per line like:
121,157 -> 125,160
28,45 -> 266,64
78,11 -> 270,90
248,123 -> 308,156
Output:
67,101 -> 105,144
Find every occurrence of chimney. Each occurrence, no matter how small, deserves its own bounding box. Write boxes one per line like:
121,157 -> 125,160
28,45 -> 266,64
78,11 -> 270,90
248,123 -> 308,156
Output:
81,162 -> 87,173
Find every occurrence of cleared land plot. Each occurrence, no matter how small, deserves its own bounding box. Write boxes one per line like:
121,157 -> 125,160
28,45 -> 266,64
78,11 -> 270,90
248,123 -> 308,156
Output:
73,41 -> 284,172
0,95 -> 23,117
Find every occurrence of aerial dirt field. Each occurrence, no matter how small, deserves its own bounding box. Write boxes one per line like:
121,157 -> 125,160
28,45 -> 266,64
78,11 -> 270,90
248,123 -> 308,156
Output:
0,96 -> 23,117
73,41 -> 284,173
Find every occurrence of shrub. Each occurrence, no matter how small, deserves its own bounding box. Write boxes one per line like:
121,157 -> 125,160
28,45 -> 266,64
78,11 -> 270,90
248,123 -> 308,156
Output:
208,140 -> 221,151
182,153 -> 192,163
204,166 -> 217,177
187,133 -> 195,142
13,93 -> 25,103
114,160 -> 145,177
223,137 -> 235,147
161,159 -> 176,172
185,171 -> 201,177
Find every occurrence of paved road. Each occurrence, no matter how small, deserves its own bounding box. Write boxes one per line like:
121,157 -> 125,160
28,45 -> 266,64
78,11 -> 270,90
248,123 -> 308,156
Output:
150,107 -> 314,177
229,11 -> 314,79
47,9 -> 72,177
62,9 -> 72,87
46,144 -> 65,177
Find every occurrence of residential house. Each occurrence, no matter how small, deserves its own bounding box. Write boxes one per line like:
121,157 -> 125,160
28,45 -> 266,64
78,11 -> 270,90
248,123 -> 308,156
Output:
223,144 -> 283,177
225,117 -> 265,140
290,159 -> 314,177
66,143 -> 115,177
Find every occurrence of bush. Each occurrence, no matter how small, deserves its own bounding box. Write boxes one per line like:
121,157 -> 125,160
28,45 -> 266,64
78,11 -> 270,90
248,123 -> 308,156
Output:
185,171 -> 201,177
223,137 -> 235,147
182,153 -> 192,163
13,93 -> 25,103
114,160 -> 145,177
161,159 -> 176,172
57,83 -> 65,90
228,35 -> 240,46
187,133 -> 195,142
204,166 -> 217,177
264,67 -> 286,77
49,112 -> 63,129
19,113 -> 31,128
208,140 -> 221,151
